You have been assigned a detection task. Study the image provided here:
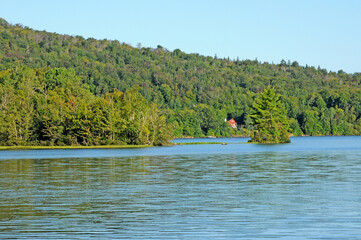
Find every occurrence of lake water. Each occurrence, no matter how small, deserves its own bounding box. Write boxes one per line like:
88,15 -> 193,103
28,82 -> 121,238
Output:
1,136 -> 361,239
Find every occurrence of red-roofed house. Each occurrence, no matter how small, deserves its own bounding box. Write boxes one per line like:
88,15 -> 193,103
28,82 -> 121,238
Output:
228,119 -> 237,129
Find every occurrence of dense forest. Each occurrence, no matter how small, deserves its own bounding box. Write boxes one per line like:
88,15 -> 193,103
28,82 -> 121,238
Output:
1,18 -> 361,145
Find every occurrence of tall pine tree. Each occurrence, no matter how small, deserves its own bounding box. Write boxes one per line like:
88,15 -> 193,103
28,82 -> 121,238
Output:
249,86 -> 290,143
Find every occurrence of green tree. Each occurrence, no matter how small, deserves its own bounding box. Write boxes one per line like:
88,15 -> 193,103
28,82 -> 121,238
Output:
249,86 -> 290,143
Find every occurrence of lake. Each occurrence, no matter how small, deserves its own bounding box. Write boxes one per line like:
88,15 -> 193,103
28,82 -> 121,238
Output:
1,136 -> 361,239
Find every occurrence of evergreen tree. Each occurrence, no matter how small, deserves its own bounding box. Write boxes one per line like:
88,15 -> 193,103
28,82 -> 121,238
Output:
249,86 -> 290,143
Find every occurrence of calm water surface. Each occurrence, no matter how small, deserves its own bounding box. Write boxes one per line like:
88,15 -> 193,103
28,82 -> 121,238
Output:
1,136 -> 361,239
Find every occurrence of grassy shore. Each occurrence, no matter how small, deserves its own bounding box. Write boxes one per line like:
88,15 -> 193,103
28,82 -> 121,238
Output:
0,141 -> 255,150
0,144 -> 152,151
175,142 -> 224,145
175,142 -> 254,145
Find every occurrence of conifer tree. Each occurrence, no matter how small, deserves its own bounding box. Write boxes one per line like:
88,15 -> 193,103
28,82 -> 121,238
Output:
249,86 -> 290,143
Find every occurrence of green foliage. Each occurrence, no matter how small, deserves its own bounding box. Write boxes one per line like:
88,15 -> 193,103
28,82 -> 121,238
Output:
249,86 -> 290,143
1,18 -> 361,140
0,67 -> 173,146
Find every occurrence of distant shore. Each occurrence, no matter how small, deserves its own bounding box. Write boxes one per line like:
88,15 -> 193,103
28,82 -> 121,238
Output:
2,135 -> 357,150
0,145 -> 153,151
0,141 -> 248,150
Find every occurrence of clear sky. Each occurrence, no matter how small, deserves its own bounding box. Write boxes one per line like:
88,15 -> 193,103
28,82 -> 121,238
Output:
1,0 -> 360,73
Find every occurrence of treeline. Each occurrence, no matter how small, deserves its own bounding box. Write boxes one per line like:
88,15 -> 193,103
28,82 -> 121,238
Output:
0,67 -> 173,146
1,18 -> 361,141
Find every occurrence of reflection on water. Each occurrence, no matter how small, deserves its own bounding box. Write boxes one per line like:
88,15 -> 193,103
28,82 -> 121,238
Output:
1,137 -> 361,239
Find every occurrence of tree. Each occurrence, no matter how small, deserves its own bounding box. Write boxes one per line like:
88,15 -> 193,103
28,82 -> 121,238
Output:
249,86 -> 290,143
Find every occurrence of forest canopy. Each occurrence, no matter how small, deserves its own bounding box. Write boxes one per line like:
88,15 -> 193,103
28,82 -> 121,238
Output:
0,67 -> 173,146
1,18 -> 361,146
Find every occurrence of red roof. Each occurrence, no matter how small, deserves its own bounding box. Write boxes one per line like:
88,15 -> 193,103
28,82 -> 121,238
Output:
228,119 -> 237,124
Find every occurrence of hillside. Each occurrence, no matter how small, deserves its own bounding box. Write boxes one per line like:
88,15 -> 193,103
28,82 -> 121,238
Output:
1,18 -> 361,145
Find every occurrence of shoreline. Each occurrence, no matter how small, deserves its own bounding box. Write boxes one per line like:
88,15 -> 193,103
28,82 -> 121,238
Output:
2,135 -> 360,150
0,145 -> 153,151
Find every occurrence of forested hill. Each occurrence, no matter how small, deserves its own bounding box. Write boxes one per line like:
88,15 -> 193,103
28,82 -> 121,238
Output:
1,18 -> 361,144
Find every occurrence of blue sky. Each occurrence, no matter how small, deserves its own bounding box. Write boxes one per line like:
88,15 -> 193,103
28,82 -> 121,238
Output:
1,0 -> 360,73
